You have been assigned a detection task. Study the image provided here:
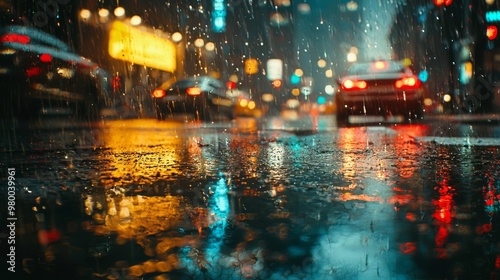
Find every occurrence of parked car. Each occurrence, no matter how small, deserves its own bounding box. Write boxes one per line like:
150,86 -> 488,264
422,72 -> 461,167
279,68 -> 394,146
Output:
335,60 -> 424,125
152,75 -> 240,121
0,25 -> 111,120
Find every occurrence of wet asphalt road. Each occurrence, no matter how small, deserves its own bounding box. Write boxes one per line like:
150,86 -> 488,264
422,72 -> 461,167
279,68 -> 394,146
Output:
1,114 -> 500,280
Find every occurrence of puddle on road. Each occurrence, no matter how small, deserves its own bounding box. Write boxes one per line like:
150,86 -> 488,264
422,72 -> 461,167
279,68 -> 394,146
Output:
418,136 -> 500,146
1,118 -> 499,279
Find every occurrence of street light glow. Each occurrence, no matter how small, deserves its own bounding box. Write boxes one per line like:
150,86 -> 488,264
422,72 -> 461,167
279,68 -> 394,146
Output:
114,7 -> 126,17
171,32 -> 183,43
297,3 -> 311,15
205,42 -> 215,52
262,93 -> 274,102
346,1 -> 359,11
325,85 -> 335,95
269,12 -> 289,27
130,15 -> 142,26
80,9 -> 91,20
317,59 -> 327,68
274,0 -> 291,6
347,52 -> 357,63
98,9 -> 110,18
194,38 -> 205,48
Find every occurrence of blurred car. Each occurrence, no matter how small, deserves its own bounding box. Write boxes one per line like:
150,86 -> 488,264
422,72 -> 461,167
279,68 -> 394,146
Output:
152,75 -> 240,121
0,25 -> 111,120
335,60 -> 424,125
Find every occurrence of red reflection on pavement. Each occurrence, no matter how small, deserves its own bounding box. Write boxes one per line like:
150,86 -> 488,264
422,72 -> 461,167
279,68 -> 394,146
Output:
392,124 -> 427,179
483,169 -> 500,215
399,242 -> 416,255
38,228 -> 62,246
435,226 -> 449,248
434,247 -> 448,259
405,212 -> 417,222
431,162 -> 455,255
432,185 -> 454,224
475,223 -> 492,235
26,66 -> 42,77
387,193 -> 413,205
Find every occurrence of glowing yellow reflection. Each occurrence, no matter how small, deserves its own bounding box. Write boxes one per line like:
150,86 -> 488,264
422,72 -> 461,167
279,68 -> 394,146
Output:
338,127 -> 366,180
98,119 -> 184,187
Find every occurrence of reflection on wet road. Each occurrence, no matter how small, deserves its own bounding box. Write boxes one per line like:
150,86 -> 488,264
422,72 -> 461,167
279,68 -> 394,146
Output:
0,116 -> 499,279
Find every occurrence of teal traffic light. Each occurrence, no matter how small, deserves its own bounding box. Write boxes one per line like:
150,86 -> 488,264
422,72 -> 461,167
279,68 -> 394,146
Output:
486,11 -> 500,23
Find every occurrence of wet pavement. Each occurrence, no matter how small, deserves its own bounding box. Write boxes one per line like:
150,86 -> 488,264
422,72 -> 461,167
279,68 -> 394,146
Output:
1,115 -> 500,279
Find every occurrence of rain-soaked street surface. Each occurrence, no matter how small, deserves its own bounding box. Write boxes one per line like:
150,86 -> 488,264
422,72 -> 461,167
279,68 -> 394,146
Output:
1,115 -> 500,280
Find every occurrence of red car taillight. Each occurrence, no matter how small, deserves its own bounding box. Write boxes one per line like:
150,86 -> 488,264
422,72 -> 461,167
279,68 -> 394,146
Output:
1,33 -> 30,44
342,79 -> 367,91
152,89 -> 166,98
187,87 -> 202,96
395,76 -> 420,90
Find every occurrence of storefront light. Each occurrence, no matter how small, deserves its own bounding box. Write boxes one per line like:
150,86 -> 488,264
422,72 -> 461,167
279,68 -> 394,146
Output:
108,21 -> 176,72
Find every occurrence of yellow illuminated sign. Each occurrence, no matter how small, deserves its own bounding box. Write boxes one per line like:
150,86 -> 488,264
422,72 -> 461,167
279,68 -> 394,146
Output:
244,58 -> 259,75
108,21 -> 176,72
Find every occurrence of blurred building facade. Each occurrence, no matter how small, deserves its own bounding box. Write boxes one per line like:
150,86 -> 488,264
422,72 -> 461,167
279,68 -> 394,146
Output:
390,0 -> 500,114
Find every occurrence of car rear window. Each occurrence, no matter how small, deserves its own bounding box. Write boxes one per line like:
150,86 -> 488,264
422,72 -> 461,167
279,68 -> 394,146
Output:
348,61 -> 407,75
172,80 -> 195,89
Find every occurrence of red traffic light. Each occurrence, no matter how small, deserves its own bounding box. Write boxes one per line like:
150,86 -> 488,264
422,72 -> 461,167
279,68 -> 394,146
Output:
487,25 -> 498,40
434,0 -> 452,6
226,81 -> 237,89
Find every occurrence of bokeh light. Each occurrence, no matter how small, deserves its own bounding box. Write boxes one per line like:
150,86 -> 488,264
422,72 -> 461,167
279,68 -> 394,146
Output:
80,9 -> 91,20
205,42 -> 215,51
171,32 -> 183,43
98,8 -> 110,18
317,59 -> 327,68
325,85 -> 335,95
130,15 -> 142,26
297,3 -> 311,14
114,7 -> 125,17
194,38 -> 205,48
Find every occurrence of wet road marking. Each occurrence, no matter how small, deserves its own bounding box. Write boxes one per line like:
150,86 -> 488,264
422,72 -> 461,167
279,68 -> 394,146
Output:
417,136 -> 500,146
